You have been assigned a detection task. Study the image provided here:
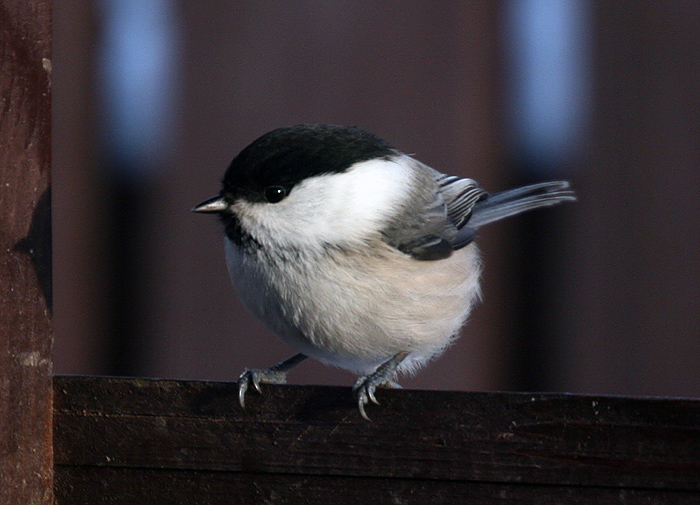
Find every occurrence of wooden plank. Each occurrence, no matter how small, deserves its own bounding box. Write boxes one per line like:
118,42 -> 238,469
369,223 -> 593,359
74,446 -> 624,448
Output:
0,1 -> 53,504
54,376 -> 700,503
55,466 -> 699,505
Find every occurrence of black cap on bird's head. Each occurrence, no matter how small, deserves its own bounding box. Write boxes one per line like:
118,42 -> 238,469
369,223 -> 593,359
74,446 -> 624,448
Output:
192,124 -> 398,244
194,124 -> 397,211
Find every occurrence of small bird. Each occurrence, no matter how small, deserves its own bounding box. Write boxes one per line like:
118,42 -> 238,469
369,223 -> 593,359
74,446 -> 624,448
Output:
193,124 -> 575,420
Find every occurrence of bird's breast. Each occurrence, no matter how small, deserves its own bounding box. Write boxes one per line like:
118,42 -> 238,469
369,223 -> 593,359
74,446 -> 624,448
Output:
224,237 -> 482,374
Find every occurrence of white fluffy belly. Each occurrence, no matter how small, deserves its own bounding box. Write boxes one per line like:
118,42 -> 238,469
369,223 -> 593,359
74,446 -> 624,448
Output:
226,239 -> 481,375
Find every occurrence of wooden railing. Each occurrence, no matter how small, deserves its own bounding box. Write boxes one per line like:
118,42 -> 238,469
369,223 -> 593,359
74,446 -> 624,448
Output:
53,376 -> 700,504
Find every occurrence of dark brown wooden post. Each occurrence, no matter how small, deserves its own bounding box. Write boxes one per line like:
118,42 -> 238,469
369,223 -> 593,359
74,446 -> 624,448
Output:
0,1 -> 53,503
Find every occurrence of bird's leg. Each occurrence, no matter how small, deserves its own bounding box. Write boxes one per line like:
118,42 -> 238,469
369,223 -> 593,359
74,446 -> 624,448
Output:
353,352 -> 408,421
237,353 -> 308,408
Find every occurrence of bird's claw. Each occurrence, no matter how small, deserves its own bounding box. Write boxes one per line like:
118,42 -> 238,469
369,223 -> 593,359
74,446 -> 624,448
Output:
353,378 -> 378,421
352,352 -> 407,421
237,368 -> 288,409
236,354 -> 308,409
352,376 -> 401,421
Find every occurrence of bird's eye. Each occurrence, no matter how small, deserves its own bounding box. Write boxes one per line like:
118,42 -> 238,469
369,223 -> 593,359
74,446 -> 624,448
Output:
263,186 -> 287,203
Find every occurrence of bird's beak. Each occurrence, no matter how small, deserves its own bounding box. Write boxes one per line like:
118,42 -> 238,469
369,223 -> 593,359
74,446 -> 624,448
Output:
192,195 -> 228,213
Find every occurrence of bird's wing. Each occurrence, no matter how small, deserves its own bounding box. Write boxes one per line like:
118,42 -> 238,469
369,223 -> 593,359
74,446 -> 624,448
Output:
382,162 -> 486,261
433,173 -> 487,230
382,158 -> 575,261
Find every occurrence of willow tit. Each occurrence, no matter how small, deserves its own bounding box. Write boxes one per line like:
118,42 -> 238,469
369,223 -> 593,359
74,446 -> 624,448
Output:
193,124 -> 575,420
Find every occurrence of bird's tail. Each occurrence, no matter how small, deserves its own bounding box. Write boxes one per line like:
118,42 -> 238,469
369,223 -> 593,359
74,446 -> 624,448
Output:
469,181 -> 576,228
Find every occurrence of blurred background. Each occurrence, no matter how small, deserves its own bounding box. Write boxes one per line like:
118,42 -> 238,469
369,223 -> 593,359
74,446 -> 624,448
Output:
52,1 -> 700,397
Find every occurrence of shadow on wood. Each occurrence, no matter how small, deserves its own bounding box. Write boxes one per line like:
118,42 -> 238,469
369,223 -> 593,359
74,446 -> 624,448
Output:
54,376 -> 700,504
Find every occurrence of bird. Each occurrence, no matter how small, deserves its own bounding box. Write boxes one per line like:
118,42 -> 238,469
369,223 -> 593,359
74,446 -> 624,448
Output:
193,124 -> 576,420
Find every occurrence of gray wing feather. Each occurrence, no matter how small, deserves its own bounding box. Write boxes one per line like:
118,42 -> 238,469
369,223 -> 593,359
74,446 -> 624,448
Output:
383,157 -> 575,260
385,164 -> 486,260
469,181 -> 576,228
434,174 -> 487,228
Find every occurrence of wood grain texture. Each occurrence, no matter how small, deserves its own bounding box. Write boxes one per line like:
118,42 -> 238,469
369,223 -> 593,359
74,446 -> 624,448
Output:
56,466 -> 699,505
54,376 -> 700,504
0,1 -> 53,504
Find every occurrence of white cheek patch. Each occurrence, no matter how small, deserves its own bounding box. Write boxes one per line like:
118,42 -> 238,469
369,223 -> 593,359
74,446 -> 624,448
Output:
237,157 -> 415,249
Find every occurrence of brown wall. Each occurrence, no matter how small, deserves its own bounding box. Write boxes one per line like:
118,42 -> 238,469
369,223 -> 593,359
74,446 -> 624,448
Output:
558,1 -> 700,396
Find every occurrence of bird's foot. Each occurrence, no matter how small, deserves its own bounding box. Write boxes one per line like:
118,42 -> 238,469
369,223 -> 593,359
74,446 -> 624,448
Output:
352,352 -> 408,421
237,368 -> 288,408
237,353 -> 307,408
